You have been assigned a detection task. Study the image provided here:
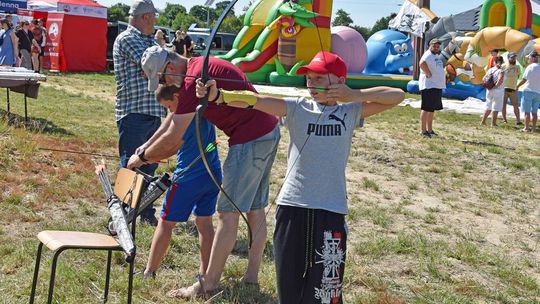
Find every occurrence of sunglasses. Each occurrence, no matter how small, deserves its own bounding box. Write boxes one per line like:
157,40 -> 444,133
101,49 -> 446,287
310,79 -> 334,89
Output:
158,60 -> 171,84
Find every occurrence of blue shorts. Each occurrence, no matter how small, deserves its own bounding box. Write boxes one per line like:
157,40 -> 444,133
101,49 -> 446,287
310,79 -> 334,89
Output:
521,90 -> 540,113
218,125 -> 280,213
160,172 -> 221,222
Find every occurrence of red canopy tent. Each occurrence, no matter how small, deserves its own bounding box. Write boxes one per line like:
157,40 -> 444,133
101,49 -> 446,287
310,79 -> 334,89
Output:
26,0 -> 107,72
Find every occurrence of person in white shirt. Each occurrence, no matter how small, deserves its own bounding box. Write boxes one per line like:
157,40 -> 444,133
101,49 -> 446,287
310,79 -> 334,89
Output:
418,39 -> 446,137
480,56 -> 505,126
516,51 -> 540,132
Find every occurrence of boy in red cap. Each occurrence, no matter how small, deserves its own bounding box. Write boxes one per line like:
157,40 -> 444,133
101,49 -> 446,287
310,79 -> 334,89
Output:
197,51 -> 404,303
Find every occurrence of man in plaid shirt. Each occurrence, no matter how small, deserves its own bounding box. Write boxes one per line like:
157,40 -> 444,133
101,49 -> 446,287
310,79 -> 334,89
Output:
113,0 -> 166,225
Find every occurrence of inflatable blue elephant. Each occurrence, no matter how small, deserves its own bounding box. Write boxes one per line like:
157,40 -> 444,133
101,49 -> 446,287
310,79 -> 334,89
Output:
364,30 -> 413,74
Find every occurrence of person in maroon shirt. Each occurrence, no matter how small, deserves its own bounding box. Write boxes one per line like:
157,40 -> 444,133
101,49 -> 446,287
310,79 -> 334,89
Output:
128,45 -> 280,297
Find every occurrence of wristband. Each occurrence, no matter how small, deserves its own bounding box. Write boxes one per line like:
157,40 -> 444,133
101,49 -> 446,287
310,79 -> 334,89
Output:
209,88 -> 221,103
137,148 -> 148,163
221,89 -> 258,106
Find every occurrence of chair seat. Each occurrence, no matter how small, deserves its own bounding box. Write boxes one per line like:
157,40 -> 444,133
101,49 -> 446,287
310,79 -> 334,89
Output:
38,231 -> 120,251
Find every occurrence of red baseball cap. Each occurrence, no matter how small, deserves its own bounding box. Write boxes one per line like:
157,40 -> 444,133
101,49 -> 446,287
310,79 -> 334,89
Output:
296,51 -> 347,78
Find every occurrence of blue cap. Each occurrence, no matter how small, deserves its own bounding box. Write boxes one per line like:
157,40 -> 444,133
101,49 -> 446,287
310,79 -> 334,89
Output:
508,52 -> 517,58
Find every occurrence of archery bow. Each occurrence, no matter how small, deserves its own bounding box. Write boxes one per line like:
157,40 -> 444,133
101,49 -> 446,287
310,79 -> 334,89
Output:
249,0 -> 333,241
194,0 -> 253,249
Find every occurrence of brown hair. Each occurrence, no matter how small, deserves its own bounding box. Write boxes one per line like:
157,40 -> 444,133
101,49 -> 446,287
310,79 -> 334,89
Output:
155,85 -> 180,102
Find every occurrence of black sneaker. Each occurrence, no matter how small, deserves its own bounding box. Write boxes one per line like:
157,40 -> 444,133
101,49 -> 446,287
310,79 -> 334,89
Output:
428,130 -> 438,136
421,131 -> 431,138
516,121 -> 523,126
140,215 -> 158,227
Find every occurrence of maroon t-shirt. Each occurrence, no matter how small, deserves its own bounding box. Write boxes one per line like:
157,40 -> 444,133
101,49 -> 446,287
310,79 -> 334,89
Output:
175,57 -> 278,146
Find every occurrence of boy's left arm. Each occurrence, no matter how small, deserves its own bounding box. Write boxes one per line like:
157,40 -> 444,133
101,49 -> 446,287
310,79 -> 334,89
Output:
327,84 -> 405,119
197,79 -> 287,117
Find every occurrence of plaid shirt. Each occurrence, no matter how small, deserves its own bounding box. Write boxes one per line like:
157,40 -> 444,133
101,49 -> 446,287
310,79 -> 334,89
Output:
113,25 -> 166,121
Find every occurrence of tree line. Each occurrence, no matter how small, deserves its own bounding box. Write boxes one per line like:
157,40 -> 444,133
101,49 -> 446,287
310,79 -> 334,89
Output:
332,9 -> 397,40
107,2 -> 394,40
107,1 -> 245,33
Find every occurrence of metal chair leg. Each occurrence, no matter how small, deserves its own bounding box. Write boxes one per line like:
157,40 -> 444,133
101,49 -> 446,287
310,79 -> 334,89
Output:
47,249 -> 64,304
24,84 -> 28,126
6,88 -> 10,115
127,254 -> 135,304
103,250 -> 112,303
29,242 -> 43,304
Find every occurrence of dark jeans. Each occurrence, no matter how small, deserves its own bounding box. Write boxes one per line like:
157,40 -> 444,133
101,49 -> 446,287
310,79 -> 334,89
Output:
117,113 -> 161,219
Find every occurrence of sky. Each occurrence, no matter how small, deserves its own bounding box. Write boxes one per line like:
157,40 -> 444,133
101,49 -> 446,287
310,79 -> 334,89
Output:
96,0 -> 492,27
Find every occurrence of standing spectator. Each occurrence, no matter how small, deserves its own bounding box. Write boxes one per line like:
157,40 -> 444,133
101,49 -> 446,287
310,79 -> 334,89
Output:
154,29 -> 166,47
37,18 -> 46,71
516,51 -> 540,132
172,30 -> 185,56
501,52 -> 521,124
480,56 -> 505,126
0,18 -> 19,66
15,20 -> 33,70
183,31 -> 193,57
486,49 -> 499,69
113,0 -> 166,225
418,38 -> 446,137
31,20 -> 43,72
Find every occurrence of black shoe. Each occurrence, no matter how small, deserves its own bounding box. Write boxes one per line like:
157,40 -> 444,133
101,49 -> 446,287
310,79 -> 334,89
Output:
516,121 -> 523,126
421,131 -> 431,138
428,130 -> 438,136
140,215 -> 158,226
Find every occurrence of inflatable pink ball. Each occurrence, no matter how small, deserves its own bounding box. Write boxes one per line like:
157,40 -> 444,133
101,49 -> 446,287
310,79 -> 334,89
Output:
331,26 -> 367,73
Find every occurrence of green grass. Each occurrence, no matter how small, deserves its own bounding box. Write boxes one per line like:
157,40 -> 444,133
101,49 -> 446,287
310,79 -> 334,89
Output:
1,74 -> 539,303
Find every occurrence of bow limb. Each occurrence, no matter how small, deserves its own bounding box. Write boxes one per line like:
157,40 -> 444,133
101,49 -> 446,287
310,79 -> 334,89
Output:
195,0 -> 253,249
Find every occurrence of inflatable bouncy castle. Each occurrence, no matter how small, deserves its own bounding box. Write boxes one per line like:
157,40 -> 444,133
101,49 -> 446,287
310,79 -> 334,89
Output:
220,0 -> 332,86
220,0 -> 416,89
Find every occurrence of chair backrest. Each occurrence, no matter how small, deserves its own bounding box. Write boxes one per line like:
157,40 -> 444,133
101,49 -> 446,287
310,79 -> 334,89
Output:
113,168 -> 145,209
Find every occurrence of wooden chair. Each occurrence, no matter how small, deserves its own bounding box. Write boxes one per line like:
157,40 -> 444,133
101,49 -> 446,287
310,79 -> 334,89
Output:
29,168 -> 145,304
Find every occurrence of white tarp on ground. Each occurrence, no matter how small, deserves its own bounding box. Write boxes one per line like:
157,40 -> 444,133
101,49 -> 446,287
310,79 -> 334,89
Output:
253,84 -> 506,117
400,97 -> 514,117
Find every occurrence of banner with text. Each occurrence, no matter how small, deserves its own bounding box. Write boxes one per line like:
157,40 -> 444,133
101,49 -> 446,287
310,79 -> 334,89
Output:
0,0 -> 26,14
44,13 -> 64,72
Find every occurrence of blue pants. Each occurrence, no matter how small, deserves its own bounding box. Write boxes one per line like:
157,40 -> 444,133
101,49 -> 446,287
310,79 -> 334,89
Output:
117,113 -> 161,219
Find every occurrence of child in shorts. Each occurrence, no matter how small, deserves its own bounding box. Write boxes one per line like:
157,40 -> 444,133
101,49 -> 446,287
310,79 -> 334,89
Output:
142,85 -> 221,278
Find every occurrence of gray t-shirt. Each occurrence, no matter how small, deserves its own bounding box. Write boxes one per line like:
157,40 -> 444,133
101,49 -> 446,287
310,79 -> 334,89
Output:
277,97 -> 364,214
